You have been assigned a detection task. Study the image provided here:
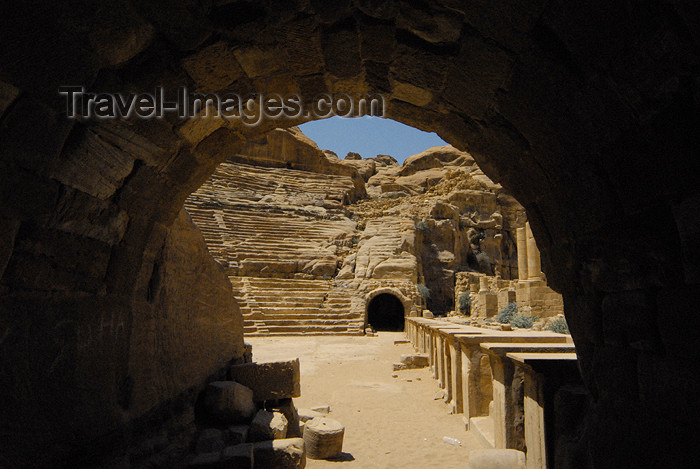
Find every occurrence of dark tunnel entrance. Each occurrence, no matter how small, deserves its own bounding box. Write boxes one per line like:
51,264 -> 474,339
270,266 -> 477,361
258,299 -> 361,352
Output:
366,293 -> 405,332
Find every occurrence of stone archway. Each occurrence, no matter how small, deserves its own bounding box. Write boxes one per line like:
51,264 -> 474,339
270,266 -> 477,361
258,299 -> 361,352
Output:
1,2 -> 699,467
367,292 -> 406,331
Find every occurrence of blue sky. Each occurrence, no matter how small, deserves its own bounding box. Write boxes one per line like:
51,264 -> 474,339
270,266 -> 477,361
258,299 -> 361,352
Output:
298,116 -> 447,164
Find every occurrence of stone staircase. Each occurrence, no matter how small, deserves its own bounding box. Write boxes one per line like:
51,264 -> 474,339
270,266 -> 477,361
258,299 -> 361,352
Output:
230,277 -> 363,335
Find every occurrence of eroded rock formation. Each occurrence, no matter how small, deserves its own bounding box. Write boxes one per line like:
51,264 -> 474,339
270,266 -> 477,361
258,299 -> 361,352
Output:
352,145 -> 526,313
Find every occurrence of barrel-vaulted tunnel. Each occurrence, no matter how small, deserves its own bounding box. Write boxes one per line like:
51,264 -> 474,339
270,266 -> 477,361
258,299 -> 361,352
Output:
1,1 -> 699,467
367,293 -> 405,331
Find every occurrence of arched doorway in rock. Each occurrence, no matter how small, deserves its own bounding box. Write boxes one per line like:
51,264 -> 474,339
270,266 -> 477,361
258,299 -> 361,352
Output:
366,293 -> 405,331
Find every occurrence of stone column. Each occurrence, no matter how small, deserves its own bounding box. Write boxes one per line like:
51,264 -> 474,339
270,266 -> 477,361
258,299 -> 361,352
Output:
516,227 -> 528,281
479,276 -> 488,292
448,336 -> 463,414
525,222 -> 544,281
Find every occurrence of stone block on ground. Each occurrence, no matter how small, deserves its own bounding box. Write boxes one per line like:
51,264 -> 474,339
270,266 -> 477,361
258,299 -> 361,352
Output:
226,425 -> 249,445
252,438 -> 306,469
400,353 -> 429,368
196,428 -> 225,454
303,416 -> 345,460
249,410 -> 288,442
221,443 -> 254,468
298,408 -> 323,422
467,449 -> 526,469
310,405 -> 330,414
394,339 -> 410,345
269,398 -> 301,438
229,359 -> 301,401
203,381 -> 257,424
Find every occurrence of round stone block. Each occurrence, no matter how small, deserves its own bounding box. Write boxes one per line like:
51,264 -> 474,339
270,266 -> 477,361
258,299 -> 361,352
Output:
303,416 -> 345,460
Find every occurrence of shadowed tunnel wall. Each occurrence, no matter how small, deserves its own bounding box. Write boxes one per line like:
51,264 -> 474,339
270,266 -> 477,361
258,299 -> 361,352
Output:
1,1 -> 699,467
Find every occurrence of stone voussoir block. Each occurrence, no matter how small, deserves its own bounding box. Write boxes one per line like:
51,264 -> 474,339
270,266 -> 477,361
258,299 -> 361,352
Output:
229,359 -> 301,401
188,451 -> 222,469
196,428 -> 225,455
227,424 -> 249,445
222,443 -> 254,468
252,438 -> 306,469
204,381 -> 257,424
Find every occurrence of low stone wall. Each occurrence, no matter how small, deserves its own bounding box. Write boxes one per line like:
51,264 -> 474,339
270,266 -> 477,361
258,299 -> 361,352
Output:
404,317 -> 582,469
455,272 -> 563,319
516,281 -> 564,318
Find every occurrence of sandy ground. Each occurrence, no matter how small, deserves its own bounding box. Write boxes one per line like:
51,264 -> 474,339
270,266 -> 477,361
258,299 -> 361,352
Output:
246,332 -> 486,468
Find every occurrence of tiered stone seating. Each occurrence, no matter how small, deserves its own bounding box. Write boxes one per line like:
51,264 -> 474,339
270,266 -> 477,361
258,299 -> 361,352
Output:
188,206 -> 355,274
185,161 -> 364,335
186,162 -> 357,275
352,216 -> 417,281
230,277 -> 363,335
192,161 -> 357,205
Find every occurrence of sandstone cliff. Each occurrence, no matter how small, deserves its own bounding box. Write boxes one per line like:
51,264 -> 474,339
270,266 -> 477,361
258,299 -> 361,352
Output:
339,145 -> 526,313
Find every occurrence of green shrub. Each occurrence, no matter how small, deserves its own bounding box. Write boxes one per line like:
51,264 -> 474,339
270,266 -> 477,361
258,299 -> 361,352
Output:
495,302 -> 518,324
546,316 -> 570,334
510,313 -> 537,329
458,292 -> 471,314
415,220 -> 430,232
458,292 -> 471,313
417,283 -> 431,299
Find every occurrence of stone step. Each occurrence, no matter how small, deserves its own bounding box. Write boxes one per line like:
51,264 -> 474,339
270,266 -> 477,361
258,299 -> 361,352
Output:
250,307 -> 326,315
265,325 -> 355,334
263,319 -> 356,327
244,331 -> 363,337
469,416 -> 495,449
257,313 -> 361,321
252,300 -> 326,307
